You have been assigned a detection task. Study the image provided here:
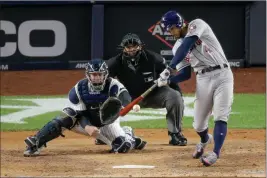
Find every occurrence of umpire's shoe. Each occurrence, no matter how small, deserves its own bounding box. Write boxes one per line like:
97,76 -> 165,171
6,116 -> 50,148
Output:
134,137 -> 147,150
193,134 -> 213,159
168,132 -> 187,146
23,136 -> 43,157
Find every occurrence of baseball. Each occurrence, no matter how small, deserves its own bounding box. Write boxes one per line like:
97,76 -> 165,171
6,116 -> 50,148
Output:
133,104 -> 141,112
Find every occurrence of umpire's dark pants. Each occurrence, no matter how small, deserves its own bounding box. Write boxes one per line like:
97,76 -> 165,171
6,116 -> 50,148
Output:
139,86 -> 184,133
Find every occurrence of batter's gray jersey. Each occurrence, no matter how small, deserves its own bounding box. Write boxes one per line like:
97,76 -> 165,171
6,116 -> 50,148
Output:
172,19 -> 229,72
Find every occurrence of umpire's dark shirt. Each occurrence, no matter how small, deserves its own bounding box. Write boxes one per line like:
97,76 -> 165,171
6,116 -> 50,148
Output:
106,49 -> 181,99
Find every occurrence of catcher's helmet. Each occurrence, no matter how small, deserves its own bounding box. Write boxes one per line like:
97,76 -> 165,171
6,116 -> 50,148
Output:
160,11 -> 184,32
85,59 -> 109,91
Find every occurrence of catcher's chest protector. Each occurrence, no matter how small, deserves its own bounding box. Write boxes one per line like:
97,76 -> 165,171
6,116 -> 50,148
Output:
77,79 -> 113,127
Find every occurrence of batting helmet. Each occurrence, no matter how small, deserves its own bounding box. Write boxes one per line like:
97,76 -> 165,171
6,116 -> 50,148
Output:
160,11 -> 184,32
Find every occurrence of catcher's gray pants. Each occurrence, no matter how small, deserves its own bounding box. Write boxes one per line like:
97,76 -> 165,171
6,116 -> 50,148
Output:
71,118 -> 125,141
139,86 -> 184,133
70,117 -> 135,148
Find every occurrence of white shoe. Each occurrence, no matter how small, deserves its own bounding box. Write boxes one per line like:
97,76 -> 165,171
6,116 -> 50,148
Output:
201,151 -> 218,166
192,134 -> 213,159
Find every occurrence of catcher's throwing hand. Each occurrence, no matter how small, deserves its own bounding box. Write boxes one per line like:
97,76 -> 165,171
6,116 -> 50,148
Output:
85,125 -> 100,137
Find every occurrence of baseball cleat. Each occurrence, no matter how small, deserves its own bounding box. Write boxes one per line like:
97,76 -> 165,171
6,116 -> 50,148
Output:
169,132 -> 187,146
200,151 -> 218,166
193,134 -> 213,159
95,139 -> 107,145
23,136 -> 42,157
134,137 -> 147,150
23,146 -> 42,157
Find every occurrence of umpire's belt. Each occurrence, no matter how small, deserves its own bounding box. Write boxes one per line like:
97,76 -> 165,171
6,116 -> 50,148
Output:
196,64 -> 228,75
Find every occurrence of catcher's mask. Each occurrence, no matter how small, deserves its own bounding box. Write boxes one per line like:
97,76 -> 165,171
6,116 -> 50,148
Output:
85,59 -> 109,92
118,33 -> 144,66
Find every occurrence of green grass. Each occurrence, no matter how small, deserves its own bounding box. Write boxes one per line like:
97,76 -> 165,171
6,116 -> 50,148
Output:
1,99 -> 38,106
0,108 -> 25,116
1,111 -> 61,131
0,94 -> 265,131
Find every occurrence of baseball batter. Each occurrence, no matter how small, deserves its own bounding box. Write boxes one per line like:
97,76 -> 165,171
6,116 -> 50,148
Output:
158,11 -> 234,166
23,59 -> 146,156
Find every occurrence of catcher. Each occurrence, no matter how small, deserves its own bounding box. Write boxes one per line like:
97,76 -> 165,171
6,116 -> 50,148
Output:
23,58 -> 147,157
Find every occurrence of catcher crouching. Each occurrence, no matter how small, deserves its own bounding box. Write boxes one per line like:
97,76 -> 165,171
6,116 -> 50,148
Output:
23,59 -> 147,157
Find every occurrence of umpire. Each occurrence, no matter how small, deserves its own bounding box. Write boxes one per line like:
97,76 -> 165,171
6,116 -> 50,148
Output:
106,33 -> 188,146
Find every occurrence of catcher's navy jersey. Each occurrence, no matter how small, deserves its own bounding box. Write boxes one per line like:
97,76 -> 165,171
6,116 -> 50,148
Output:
67,77 -> 127,112
67,77 -> 127,127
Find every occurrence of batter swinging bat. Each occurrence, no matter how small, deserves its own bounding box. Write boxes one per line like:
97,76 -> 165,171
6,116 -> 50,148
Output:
119,83 -> 158,116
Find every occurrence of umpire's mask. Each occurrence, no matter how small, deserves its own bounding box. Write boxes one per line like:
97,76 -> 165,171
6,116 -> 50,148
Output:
118,33 -> 144,66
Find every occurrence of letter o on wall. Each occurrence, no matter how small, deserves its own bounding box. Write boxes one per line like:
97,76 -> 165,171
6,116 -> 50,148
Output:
18,20 -> 67,57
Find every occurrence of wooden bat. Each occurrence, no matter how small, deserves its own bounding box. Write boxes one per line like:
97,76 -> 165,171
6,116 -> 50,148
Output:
119,83 -> 158,116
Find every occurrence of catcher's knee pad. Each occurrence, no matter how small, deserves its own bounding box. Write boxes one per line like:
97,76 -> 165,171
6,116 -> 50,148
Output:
110,136 -> 132,153
60,107 -> 78,129
35,118 -> 65,148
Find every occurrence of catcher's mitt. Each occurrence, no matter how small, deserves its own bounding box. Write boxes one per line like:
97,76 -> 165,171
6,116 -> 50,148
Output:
99,97 -> 122,125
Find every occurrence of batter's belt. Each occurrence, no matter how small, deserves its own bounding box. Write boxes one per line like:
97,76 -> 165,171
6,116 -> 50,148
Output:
196,63 -> 228,75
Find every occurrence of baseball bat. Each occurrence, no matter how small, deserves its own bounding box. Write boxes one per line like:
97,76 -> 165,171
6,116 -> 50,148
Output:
119,83 -> 158,116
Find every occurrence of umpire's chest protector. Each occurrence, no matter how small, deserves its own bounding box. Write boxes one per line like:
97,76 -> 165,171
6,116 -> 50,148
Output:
117,57 -> 156,98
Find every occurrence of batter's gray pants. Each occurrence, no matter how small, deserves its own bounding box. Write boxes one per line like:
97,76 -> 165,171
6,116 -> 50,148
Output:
139,86 -> 184,133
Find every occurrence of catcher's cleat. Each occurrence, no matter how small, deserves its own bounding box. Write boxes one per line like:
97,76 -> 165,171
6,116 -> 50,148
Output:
95,139 -> 107,145
134,137 -> 147,150
23,136 -> 43,157
193,134 -> 213,159
200,151 -> 218,166
169,132 -> 187,146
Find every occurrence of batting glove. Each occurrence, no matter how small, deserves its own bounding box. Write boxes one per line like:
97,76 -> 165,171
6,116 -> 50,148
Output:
156,68 -> 170,87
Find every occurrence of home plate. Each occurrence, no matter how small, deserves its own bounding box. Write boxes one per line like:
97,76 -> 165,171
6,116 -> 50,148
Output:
112,165 -> 155,169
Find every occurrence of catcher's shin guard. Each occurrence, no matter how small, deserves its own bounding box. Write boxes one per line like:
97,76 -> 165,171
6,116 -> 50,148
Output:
110,136 -> 132,153
24,117 -> 65,156
35,118 -> 65,146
